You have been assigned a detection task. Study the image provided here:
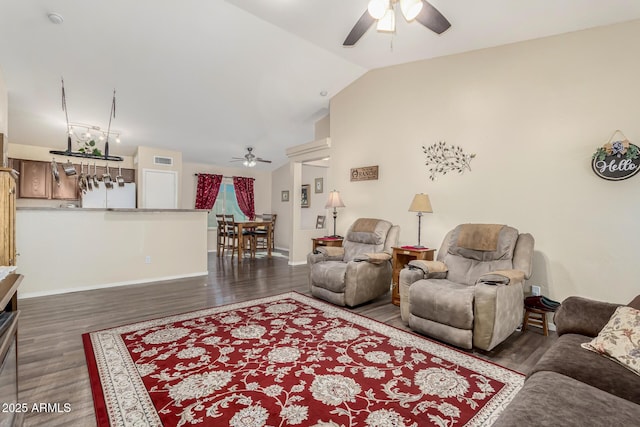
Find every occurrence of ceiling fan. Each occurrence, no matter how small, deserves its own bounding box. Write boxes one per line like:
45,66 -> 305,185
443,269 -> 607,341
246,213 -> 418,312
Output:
343,0 -> 451,46
231,147 -> 272,168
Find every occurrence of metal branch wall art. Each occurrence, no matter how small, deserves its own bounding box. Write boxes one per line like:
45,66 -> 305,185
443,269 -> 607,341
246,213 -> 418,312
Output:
422,141 -> 476,181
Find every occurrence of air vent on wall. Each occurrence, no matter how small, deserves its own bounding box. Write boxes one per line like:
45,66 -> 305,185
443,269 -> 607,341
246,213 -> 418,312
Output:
153,156 -> 173,166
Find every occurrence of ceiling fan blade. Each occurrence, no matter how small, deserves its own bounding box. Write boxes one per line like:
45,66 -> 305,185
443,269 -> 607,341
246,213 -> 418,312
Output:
343,10 -> 376,46
256,158 -> 272,163
415,0 -> 451,34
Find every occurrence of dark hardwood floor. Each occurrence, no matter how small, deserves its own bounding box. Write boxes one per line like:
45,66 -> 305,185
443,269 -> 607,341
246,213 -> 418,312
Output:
16,252 -> 556,426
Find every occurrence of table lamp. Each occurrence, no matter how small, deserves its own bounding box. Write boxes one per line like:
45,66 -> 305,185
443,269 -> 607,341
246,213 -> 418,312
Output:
325,190 -> 346,238
408,193 -> 433,248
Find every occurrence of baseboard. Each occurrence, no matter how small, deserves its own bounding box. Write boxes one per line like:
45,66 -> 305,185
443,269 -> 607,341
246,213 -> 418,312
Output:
288,260 -> 307,266
18,271 -> 209,299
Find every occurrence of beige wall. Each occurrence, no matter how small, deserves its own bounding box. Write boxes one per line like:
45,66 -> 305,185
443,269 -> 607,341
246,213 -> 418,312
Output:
301,164 -> 328,230
16,209 -> 208,297
181,161 -> 272,251
271,163 -> 291,250
0,67 -> 7,136
136,146 -> 183,208
8,142 -> 135,167
330,20 -> 640,304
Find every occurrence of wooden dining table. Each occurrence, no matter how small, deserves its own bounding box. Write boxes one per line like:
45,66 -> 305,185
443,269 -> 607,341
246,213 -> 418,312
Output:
234,219 -> 273,262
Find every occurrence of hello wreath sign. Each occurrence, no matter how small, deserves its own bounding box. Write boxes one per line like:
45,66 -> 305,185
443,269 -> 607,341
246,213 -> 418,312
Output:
592,130 -> 640,181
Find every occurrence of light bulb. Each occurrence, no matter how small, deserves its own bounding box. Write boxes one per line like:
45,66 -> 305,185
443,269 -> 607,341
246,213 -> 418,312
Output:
367,0 -> 389,20
400,0 -> 423,21
115,137 -> 121,143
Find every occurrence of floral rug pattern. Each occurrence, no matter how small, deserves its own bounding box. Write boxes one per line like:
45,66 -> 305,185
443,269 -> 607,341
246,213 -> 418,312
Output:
84,292 -> 523,426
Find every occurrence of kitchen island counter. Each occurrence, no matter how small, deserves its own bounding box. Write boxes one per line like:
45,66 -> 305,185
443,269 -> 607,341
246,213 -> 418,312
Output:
16,208 -> 208,297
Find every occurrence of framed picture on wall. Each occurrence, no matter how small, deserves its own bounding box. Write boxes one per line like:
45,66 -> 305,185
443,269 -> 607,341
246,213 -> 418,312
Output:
281,190 -> 289,202
301,184 -> 310,208
314,177 -> 323,193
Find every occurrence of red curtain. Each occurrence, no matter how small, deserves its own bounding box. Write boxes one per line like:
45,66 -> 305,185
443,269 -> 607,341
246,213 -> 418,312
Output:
195,174 -> 223,209
233,176 -> 255,220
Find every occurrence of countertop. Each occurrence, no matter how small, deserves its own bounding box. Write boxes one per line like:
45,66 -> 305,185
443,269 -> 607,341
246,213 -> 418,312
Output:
17,207 -> 206,213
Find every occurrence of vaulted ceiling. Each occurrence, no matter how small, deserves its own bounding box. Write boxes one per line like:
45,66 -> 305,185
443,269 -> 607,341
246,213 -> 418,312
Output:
1,1 -> 639,169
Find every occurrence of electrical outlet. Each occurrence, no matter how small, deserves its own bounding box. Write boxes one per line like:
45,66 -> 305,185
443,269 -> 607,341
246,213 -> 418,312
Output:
531,285 -> 541,296
145,255 -> 151,264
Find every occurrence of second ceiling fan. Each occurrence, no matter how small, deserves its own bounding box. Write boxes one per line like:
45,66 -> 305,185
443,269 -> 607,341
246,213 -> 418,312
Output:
231,147 -> 272,168
343,0 -> 451,46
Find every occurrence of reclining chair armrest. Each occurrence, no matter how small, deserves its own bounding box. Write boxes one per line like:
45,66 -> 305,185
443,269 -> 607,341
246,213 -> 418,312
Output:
476,269 -> 525,286
474,281 -> 524,351
353,252 -> 392,265
308,246 -> 345,264
344,260 -> 392,307
407,260 -> 448,279
553,296 -> 621,337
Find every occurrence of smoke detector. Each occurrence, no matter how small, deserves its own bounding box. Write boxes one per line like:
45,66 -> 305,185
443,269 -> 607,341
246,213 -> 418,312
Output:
47,13 -> 64,25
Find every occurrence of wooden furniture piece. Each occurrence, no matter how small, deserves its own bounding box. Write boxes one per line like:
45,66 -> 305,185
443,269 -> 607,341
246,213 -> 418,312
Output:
10,158 -> 136,200
0,169 -> 17,267
523,306 -> 550,336
0,167 -> 22,426
312,237 -> 343,252
215,214 -> 226,256
254,214 -> 276,250
391,246 -> 435,306
235,219 -> 272,262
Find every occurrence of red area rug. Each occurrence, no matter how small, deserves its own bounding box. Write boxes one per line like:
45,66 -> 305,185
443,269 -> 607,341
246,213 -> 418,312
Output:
83,292 -> 523,426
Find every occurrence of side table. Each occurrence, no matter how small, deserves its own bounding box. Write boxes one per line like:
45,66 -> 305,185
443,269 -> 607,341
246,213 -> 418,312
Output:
391,246 -> 435,306
312,237 -> 343,252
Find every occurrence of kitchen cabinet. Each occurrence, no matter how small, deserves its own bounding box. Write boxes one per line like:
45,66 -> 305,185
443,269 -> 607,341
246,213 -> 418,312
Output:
51,163 -> 79,200
19,160 -> 51,199
11,159 -> 135,201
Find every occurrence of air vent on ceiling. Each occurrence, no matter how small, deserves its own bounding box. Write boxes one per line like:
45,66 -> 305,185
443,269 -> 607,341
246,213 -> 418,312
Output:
154,156 -> 173,166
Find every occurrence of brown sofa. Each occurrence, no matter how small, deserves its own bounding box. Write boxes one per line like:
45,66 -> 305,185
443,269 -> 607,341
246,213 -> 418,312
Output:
493,295 -> 640,426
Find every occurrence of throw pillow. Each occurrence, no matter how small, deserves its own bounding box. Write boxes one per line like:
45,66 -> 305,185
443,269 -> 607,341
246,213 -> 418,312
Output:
581,306 -> 640,376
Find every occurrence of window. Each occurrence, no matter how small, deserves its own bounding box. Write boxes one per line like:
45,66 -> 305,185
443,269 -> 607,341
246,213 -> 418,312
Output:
207,182 -> 246,228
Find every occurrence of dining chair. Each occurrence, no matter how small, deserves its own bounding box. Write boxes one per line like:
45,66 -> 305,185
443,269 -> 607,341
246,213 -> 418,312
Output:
224,214 -> 255,258
254,213 -> 276,250
215,214 -> 226,256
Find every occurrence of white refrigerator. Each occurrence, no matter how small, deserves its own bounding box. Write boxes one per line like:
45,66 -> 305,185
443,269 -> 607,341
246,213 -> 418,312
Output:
81,183 -> 136,208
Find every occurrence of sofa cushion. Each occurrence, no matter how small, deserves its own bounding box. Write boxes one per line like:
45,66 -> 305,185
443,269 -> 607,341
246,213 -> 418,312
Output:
530,333 -> 640,404
581,306 -> 640,376
492,371 -> 640,427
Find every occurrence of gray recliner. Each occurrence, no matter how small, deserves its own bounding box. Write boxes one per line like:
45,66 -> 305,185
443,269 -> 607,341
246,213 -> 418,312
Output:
400,224 -> 534,351
308,218 -> 400,307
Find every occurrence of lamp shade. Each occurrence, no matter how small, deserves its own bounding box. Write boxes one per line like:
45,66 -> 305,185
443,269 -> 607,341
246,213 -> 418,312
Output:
325,191 -> 346,209
408,193 -> 433,213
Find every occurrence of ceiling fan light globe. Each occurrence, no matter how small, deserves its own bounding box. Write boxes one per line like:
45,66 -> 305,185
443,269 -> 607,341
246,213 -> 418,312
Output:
248,160 -> 256,167
377,8 -> 396,32
400,0 -> 423,21
367,0 -> 389,20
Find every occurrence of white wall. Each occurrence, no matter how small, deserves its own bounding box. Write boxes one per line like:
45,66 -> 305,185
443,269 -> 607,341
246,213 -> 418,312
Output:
329,20 -> 640,304
16,209 -> 208,297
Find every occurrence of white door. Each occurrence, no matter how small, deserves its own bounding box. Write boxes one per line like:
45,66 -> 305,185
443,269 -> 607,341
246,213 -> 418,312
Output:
142,169 -> 178,209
